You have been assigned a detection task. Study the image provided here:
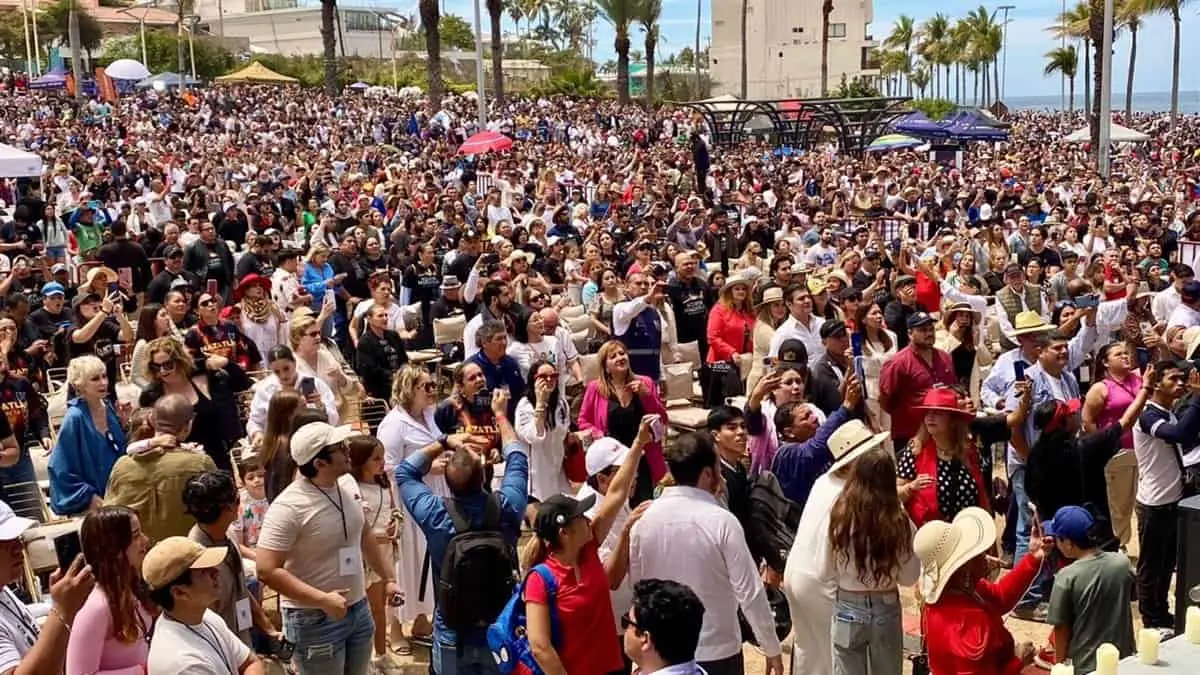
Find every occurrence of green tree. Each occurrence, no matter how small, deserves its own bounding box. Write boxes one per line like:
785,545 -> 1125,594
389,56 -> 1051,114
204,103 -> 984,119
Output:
0,11 -> 29,62
101,29 -> 234,78
910,65 -> 930,97
1118,0 -> 1141,122
919,13 -> 949,98
635,0 -> 660,108
41,0 -> 103,58
884,14 -> 916,96
434,14 -> 473,51
420,0 -> 443,102
1049,2 -> 1090,114
596,0 -> 635,104
1043,45 -> 1077,112
1137,0 -> 1189,130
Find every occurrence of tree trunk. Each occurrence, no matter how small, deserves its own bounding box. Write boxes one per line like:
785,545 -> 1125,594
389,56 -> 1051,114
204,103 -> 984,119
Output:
320,0 -> 337,95
645,34 -> 657,109
420,0 -> 443,103
1082,37 -> 1090,122
1169,10 -> 1180,131
616,32 -> 630,105
1069,76 -> 1075,114
1124,23 -> 1136,122
487,0 -> 504,106
69,3 -> 83,102
1089,2 -> 1102,159
739,0 -> 748,98
820,0 -> 832,96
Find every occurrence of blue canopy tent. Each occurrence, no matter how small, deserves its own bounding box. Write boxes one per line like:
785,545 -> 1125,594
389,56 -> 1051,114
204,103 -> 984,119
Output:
943,109 -> 1010,141
29,71 -> 67,90
891,111 -> 951,139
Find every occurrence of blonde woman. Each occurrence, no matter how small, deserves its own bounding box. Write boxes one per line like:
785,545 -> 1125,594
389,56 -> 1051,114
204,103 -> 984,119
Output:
376,365 -> 444,645
300,243 -> 345,333
290,312 -> 359,418
733,241 -> 768,275
935,301 -> 993,408
746,285 -> 789,392
49,356 -> 127,516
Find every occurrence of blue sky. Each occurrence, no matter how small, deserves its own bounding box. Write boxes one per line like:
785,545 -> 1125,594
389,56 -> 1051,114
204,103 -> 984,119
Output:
423,0 -> 1200,98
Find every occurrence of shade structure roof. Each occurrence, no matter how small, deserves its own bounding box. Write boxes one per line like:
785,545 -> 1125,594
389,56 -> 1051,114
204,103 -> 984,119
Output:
214,62 -> 298,84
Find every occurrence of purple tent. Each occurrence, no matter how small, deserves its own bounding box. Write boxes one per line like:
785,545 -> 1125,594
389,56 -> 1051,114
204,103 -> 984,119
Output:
891,111 -> 950,139
29,71 -> 67,90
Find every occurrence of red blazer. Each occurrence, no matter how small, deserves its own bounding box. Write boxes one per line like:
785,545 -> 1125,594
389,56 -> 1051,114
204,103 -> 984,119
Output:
925,554 -> 1042,675
705,303 -> 755,363
906,439 -> 991,528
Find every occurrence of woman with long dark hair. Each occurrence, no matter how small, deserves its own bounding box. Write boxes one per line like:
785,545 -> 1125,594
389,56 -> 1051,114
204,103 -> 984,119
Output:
826,450 -> 919,675
1082,342 -> 1144,550
65,505 -> 153,675
130,303 -> 174,389
515,359 -> 572,517
259,388 -> 305,501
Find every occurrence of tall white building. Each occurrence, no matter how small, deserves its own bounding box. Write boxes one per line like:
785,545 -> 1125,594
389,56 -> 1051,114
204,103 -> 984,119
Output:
709,0 -> 880,99
192,0 -> 399,58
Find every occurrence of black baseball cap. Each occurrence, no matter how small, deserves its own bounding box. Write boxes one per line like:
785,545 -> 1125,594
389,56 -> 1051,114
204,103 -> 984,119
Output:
534,494 -> 596,542
820,320 -> 847,339
164,245 -> 183,259
907,312 -> 936,329
776,339 -> 809,366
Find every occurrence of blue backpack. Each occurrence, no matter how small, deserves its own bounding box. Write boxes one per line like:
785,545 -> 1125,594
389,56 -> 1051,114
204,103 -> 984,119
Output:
487,564 -> 561,675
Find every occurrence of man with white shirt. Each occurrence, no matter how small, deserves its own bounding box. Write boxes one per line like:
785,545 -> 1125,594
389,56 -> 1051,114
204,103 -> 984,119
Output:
622,579 -> 706,675
630,432 -> 784,675
995,263 -> 1050,350
612,273 -> 665,381
1166,280 -> 1200,333
767,283 -> 823,366
1152,264 -> 1193,324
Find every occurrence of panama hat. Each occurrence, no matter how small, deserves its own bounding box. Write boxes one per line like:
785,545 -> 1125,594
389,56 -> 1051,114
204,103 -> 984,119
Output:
1010,310 -> 1054,336
1184,326 -> 1200,360
755,286 -> 785,308
722,273 -> 754,291
914,507 -> 996,603
827,419 -> 890,475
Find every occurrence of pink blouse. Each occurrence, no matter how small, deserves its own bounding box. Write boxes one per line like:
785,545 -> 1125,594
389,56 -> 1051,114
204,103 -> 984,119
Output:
66,587 -> 152,675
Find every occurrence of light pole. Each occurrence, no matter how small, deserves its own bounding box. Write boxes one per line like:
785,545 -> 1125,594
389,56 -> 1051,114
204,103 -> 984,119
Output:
997,4 -> 1014,101
19,0 -> 32,77
1060,0 -> 1066,113
470,0 -> 487,127
30,0 -> 41,76
1098,0 -> 1114,176
183,17 -> 199,83
116,7 -> 148,67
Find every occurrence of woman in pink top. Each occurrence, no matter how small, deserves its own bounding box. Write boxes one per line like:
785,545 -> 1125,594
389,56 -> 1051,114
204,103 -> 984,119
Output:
66,506 -> 154,675
1082,342 -> 1143,549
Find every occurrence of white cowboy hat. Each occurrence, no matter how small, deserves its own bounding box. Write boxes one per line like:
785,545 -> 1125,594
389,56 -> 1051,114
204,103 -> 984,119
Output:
826,419 -> 890,475
913,507 -> 996,604
1010,310 -> 1054,336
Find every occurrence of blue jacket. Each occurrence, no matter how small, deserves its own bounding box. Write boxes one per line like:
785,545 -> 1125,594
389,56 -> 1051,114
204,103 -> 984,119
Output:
301,262 -> 334,311
772,406 -> 851,512
49,398 -> 126,516
396,442 -> 529,648
467,351 -> 525,418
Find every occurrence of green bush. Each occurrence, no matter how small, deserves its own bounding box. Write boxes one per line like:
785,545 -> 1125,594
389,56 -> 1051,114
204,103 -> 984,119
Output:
908,98 -> 957,120
100,29 -> 234,79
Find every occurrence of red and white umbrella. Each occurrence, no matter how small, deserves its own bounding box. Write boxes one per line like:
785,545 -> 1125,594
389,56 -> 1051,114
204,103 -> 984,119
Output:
457,131 -> 513,155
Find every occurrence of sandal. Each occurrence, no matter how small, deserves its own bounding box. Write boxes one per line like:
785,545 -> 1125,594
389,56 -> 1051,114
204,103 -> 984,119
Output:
391,637 -> 413,656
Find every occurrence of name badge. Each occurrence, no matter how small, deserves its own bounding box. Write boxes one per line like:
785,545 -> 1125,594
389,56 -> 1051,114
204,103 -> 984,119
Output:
236,597 -> 252,632
339,546 -> 362,577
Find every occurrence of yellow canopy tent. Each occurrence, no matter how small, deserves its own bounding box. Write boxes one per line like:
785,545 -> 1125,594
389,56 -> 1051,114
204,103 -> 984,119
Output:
214,62 -> 299,85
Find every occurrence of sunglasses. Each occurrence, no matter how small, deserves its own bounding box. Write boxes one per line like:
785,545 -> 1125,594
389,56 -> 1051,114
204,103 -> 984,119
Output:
199,298 -> 217,307
421,381 -> 436,392
150,360 -> 176,374
304,330 -> 321,338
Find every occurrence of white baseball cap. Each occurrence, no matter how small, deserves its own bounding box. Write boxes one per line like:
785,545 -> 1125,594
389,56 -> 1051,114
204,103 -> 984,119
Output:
0,501 -> 35,541
290,422 -> 356,466
585,437 -> 630,478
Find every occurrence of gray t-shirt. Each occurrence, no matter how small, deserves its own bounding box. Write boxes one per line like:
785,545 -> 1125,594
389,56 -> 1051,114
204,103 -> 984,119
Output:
1047,551 -> 1136,673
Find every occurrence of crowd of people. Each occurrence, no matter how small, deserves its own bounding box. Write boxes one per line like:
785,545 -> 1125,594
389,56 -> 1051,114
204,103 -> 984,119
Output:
0,81 -> 1196,675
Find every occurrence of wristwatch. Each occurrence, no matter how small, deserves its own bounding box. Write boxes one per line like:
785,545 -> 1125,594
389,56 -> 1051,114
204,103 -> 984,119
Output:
438,435 -> 450,450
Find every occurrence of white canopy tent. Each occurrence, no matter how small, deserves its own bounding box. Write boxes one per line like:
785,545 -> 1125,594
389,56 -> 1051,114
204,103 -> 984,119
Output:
0,144 -> 43,178
1064,123 -> 1150,143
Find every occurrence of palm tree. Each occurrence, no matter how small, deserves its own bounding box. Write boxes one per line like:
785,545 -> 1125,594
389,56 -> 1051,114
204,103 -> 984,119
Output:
919,13 -> 950,98
820,0 -> 833,95
949,18 -> 973,104
1139,0 -> 1189,130
508,2 -> 524,41
486,0 -> 504,105
1044,46 -> 1078,112
1118,0 -> 1141,122
597,0 -> 636,104
637,0 -> 662,108
1088,0 -> 1103,151
964,5 -> 1001,107
419,0 -> 443,103
739,0 -> 748,98
878,49 -> 907,96
910,66 -> 930,97
884,15 -> 916,96
1049,2 -> 1090,115
320,0 -> 337,94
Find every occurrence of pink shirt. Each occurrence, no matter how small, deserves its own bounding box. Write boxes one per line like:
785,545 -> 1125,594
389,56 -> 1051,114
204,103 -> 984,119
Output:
66,588 -> 151,675
1099,372 -> 1142,448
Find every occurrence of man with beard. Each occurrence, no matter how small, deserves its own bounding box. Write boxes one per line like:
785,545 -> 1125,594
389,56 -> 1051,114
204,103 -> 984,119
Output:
183,220 -> 235,302
234,234 -> 276,281
463,280 -> 514,360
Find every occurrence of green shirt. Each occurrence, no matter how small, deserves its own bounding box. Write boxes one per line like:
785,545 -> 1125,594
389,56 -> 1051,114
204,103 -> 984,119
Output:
1047,551 -> 1136,673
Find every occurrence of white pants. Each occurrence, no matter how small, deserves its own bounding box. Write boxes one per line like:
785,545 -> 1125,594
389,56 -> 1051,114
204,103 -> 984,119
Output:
785,573 -> 835,675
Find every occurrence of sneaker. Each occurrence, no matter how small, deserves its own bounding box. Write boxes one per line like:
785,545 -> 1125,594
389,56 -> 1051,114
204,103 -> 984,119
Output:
1033,646 -> 1056,670
1012,603 -> 1049,623
371,653 -> 403,674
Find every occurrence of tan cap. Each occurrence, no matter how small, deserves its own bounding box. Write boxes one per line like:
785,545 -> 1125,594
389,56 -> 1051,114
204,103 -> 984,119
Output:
142,536 -> 228,591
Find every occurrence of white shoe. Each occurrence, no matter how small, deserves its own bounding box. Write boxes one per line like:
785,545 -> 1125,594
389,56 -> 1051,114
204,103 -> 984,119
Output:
372,653 -> 403,674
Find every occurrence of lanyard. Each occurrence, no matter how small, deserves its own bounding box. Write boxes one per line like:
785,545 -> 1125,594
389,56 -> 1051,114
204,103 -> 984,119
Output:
171,616 -> 233,675
309,479 -> 348,542
0,591 -> 37,648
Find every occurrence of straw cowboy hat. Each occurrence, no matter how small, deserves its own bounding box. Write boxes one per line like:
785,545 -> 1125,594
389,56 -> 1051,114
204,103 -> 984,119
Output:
85,266 -> 118,288
827,419 -> 890,475
1010,310 -> 1054,336
722,273 -> 754,291
914,507 -> 996,603
1184,326 -> 1200,361
755,286 -> 785,308
914,388 -> 974,420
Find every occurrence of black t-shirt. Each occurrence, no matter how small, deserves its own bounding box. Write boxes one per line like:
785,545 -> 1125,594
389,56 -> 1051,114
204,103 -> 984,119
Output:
403,263 -> 441,306
66,319 -> 122,386
1027,424 -> 1122,524
29,306 -> 74,341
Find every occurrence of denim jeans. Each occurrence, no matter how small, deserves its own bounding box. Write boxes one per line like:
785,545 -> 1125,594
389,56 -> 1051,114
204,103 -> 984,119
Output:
432,640 -> 501,675
1009,466 -> 1047,610
831,589 -> 903,675
283,598 -> 374,675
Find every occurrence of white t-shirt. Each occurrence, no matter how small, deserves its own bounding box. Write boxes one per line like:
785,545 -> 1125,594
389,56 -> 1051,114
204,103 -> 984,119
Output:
0,588 -> 36,672
147,609 -> 251,675
257,474 -> 367,608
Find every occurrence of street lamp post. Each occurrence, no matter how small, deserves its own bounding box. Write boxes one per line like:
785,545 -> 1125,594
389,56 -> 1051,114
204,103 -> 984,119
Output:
30,0 -> 41,76
20,0 -> 33,77
116,7 -> 148,67
1098,0 -> 1114,176
997,5 -> 1014,101
470,0 -> 487,127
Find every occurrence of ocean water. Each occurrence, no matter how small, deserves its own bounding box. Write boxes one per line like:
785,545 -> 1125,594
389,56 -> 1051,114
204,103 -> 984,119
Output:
1002,91 -> 1200,114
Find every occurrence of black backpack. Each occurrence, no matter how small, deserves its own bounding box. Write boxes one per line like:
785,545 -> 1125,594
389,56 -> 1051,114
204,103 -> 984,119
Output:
745,472 -> 802,573
438,493 -> 519,632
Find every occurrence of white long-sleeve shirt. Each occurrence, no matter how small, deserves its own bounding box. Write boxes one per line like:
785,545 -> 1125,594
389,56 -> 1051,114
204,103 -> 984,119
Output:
630,485 -> 782,662
246,374 -> 339,437
767,313 -> 824,365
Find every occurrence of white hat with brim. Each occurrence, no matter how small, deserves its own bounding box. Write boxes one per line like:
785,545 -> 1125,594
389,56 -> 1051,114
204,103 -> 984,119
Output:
1010,310 -> 1054,336
0,501 -> 35,541
826,419 -> 890,475
1184,326 -> 1200,360
914,507 -> 997,604
723,273 -> 754,291
290,422 -> 356,466
584,437 -> 629,477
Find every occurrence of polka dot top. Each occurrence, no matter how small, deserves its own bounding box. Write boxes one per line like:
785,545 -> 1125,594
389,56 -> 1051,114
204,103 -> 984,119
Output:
897,446 -> 982,521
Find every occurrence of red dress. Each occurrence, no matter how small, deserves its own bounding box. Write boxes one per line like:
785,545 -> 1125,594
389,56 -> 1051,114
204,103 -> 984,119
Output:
925,554 -> 1042,675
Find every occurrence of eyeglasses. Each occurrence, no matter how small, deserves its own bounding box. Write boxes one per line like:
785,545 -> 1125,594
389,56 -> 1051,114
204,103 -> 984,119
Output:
421,381 -> 436,392
198,298 -> 217,308
620,614 -> 640,631
304,330 -> 321,339
149,361 -> 176,374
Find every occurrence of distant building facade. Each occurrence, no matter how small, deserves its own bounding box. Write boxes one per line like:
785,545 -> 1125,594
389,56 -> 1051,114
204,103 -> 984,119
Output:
192,0 -> 396,58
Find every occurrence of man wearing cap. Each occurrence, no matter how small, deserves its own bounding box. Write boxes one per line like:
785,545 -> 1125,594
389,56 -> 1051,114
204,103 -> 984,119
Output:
147,245 -> 201,306
1044,506 -> 1136,673
631,432 -> 784,675
29,281 -> 73,344
768,284 -> 824,367
257,423 -> 397,675
143,537 -> 265,674
882,275 -> 924,350
807,320 -> 853,415
879,311 -> 957,449
0,499 -> 95,675
995,262 -> 1050,351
